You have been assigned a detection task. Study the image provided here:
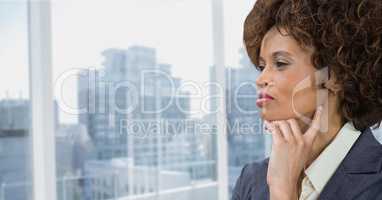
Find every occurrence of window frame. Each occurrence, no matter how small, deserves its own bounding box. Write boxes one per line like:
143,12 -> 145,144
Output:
27,0 -> 228,199
28,1 -> 57,200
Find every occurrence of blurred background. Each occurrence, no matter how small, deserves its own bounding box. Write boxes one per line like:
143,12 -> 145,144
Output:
1,0 -> 381,200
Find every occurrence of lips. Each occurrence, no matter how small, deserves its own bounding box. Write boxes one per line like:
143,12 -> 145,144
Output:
258,92 -> 274,100
256,92 -> 274,108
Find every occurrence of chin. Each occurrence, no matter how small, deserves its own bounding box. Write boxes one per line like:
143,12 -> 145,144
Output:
260,112 -> 274,121
260,111 -> 292,122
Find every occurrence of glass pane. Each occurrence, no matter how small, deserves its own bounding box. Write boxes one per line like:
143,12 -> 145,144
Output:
223,0 -> 272,197
374,127 -> 382,143
52,1 -> 219,199
0,1 -> 33,200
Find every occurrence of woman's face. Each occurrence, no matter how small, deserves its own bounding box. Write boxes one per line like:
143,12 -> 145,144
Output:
256,27 -> 320,122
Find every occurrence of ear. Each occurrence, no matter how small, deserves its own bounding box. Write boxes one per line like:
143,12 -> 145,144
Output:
323,71 -> 342,94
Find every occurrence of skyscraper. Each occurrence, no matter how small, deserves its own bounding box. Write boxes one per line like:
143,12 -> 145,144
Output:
0,99 -> 59,200
77,46 -> 215,199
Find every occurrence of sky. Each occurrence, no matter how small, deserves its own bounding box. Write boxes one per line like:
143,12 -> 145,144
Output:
0,1 -> 29,99
1,0 -> 256,123
51,0 -> 254,78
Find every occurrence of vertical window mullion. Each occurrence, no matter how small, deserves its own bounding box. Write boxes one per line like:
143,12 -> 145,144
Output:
28,1 -> 57,200
211,0 -> 229,199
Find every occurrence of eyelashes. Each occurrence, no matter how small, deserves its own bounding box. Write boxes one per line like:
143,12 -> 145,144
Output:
257,66 -> 265,71
257,62 -> 289,72
275,61 -> 288,67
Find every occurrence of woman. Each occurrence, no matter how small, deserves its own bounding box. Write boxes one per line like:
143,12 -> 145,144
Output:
232,0 -> 382,199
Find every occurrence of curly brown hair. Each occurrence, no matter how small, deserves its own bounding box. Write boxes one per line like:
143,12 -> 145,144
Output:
244,0 -> 382,132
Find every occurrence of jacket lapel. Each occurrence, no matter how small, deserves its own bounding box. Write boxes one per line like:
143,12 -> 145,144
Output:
319,127 -> 382,199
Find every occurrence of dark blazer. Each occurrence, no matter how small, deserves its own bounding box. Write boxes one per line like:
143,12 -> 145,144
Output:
231,127 -> 382,200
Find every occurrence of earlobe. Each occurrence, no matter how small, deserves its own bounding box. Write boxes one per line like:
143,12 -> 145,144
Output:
323,80 -> 342,94
322,70 -> 342,94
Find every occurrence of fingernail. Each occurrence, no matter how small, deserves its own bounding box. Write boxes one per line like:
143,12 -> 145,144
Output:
264,121 -> 269,130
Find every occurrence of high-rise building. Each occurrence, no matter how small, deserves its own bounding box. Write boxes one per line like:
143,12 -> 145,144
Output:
0,99 -> 59,200
78,46 -> 215,199
0,99 -> 32,200
83,157 -> 216,200
56,124 -> 95,200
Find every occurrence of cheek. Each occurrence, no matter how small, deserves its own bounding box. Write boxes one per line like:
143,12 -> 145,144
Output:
290,87 -> 317,117
280,71 -> 317,117
262,76 -> 317,120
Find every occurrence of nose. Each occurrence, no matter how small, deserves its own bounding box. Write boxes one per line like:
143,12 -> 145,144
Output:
256,66 -> 273,89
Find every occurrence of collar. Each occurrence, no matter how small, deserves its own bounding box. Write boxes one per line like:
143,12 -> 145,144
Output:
304,121 -> 361,192
319,126 -> 382,199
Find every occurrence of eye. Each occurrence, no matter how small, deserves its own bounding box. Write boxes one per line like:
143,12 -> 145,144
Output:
275,61 -> 288,68
276,61 -> 289,68
257,65 -> 265,71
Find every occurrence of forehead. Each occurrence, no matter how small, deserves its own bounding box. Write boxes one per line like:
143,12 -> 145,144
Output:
260,27 -> 313,58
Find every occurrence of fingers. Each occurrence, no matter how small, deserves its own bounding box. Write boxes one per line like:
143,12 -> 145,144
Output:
305,105 -> 323,143
287,119 -> 303,144
267,116 -> 317,146
274,120 -> 295,143
267,121 -> 284,145
264,120 -> 271,133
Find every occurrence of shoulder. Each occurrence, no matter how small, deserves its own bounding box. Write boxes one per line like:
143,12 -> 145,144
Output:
231,158 -> 269,200
242,158 -> 269,183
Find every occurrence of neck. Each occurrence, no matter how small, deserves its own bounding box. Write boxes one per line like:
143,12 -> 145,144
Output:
298,101 -> 345,168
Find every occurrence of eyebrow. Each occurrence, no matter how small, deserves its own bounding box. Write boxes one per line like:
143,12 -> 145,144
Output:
272,51 -> 293,58
259,51 -> 293,62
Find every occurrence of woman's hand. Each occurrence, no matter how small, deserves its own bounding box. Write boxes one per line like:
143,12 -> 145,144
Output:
265,105 -> 323,200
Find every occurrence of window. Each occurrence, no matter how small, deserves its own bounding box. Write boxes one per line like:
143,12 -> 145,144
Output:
0,1 -> 33,200
373,127 -> 382,143
222,0 -> 271,197
4,1 -> 382,200
51,0 -> 222,199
